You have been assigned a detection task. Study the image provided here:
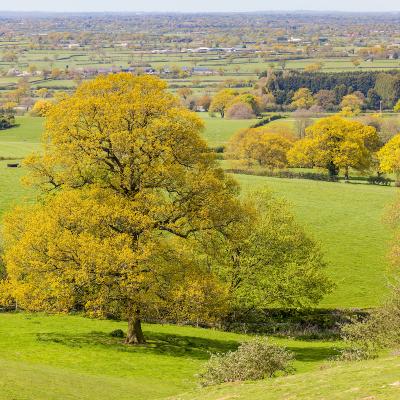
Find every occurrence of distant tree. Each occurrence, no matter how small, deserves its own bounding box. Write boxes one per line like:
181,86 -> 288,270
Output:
366,89 -> 381,110
229,128 -> 294,169
197,94 -> 212,111
375,73 -> 400,108
314,89 -> 336,111
290,88 -> 314,110
304,62 -> 323,73
225,102 -> 255,119
2,51 -> 18,63
394,99 -> 400,113
30,100 -> 53,117
177,87 -> 193,101
340,93 -> 365,116
292,109 -> 313,139
209,89 -> 236,118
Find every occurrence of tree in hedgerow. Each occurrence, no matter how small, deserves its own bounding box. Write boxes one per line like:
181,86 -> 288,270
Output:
31,99 -> 53,117
287,116 -> 380,179
340,93 -> 365,116
2,73 -> 245,344
394,99 -> 400,113
228,128 -> 294,170
377,134 -> 400,183
209,89 -> 236,117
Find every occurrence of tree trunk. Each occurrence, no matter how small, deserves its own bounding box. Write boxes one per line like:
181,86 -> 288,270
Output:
344,166 -> 349,181
125,311 -> 146,345
327,161 -> 339,180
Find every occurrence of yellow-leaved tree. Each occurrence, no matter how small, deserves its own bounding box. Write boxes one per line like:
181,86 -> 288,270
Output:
2,73 -> 244,344
377,134 -> 400,183
228,128 -> 294,170
209,89 -> 237,118
288,116 -> 379,180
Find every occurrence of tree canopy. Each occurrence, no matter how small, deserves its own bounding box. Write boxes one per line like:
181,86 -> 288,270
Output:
288,116 -> 379,178
2,73 -> 244,344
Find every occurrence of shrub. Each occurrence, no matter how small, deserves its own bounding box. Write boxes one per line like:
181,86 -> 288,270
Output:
0,114 -> 15,130
225,102 -> 255,119
199,337 -> 294,386
339,285 -> 400,360
110,329 -> 125,338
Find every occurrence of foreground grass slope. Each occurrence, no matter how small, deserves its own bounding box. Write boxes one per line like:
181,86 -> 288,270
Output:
173,356 -> 400,400
0,313 -> 341,400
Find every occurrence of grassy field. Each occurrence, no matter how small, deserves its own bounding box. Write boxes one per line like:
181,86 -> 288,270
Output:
0,313 -> 342,400
173,356 -> 400,400
201,114 -> 257,147
236,174 -> 397,308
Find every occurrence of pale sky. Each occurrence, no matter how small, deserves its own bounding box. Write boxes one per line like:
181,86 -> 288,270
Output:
0,0 -> 399,13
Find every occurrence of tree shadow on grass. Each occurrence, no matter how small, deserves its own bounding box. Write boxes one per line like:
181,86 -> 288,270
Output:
36,330 -> 240,360
286,345 -> 340,363
36,329 -> 339,364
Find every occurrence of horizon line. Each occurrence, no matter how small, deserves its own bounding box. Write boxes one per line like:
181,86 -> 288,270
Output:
1,9 -> 400,14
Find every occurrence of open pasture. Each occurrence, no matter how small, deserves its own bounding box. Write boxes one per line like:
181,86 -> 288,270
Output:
0,313 -> 342,400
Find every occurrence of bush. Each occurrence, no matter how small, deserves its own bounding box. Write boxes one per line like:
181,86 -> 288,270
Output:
199,337 -> 294,386
110,329 -> 125,338
225,102 -> 255,119
339,285 -> 400,360
0,114 -> 15,130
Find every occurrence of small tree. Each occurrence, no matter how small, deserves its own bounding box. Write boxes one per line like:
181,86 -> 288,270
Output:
290,88 -> 315,110
31,100 -> 53,117
225,102 -> 255,119
229,129 -> 293,169
209,89 -> 236,118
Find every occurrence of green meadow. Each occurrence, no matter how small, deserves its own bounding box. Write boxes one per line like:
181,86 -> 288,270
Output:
0,113 -> 398,399
173,355 -> 400,400
0,313 -> 342,400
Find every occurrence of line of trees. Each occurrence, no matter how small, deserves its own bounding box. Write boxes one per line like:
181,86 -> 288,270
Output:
227,115 -> 400,182
259,70 -> 400,111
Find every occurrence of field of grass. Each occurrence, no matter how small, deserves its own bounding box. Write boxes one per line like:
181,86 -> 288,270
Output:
236,174 -> 397,308
174,355 -> 400,400
201,114 -> 257,147
0,313 -> 342,400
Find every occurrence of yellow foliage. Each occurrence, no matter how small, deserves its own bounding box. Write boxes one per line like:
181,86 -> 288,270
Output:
4,73 -> 245,343
31,99 -> 53,117
209,89 -> 237,117
290,88 -> 315,110
288,116 -> 379,177
377,134 -> 400,177
228,128 -> 294,170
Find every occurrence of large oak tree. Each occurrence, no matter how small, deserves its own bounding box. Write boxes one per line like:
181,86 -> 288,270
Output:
2,74 -> 244,344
